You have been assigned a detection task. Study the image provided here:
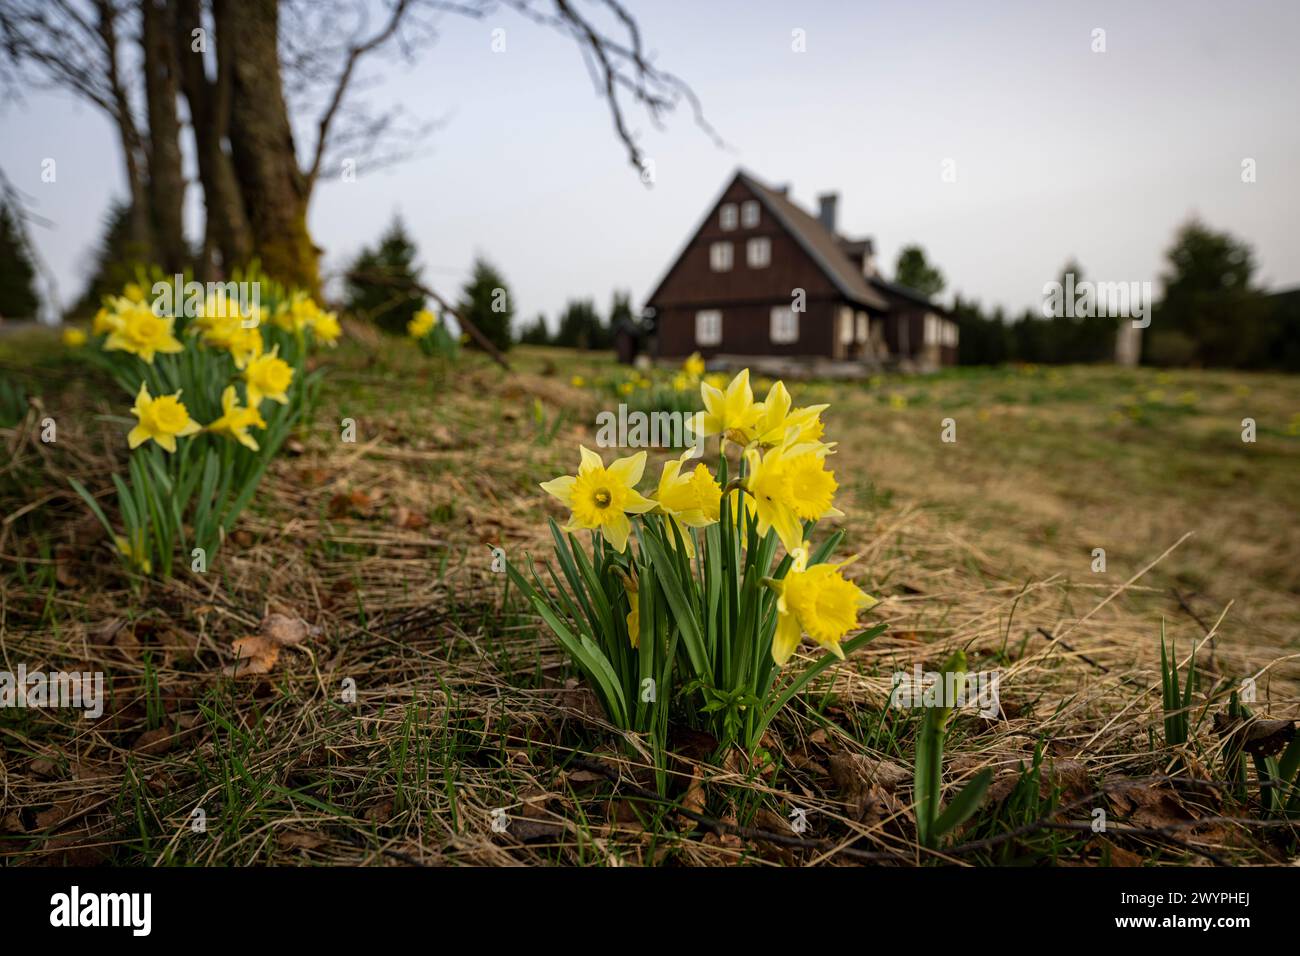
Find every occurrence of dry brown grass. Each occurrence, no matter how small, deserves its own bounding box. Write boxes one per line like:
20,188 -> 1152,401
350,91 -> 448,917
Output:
1,335 -> 1297,865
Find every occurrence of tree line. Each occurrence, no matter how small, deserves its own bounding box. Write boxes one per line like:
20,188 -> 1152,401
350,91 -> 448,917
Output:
898,219 -> 1299,371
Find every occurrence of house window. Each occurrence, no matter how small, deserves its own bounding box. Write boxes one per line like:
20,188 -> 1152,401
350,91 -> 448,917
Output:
856,313 -> 869,343
695,310 -> 722,346
709,241 -> 733,272
746,237 -> 771,268
719,204 -> 738,231
741,200 -> 760,228
770,306 -> 798,344
924,313 -> 942,346
839,308 -> 855,345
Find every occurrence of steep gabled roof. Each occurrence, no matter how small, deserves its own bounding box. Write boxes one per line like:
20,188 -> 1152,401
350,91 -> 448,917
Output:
737,170 -> 889,310
644,169 -> 889,311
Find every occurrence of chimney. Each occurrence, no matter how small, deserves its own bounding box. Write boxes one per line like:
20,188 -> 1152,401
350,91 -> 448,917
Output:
817,192 -> 839,233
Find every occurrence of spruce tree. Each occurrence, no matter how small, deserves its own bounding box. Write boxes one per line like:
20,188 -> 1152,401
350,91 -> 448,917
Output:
0,201 -> 41,321
344,217 -> 425,335
458,258 -> 514,352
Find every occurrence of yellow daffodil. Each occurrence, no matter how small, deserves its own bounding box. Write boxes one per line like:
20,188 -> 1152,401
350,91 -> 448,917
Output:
62,327 -> 87,347
619,571 -> 641,649
103,302 -> 184,364
540,446 -> 655,553
570,375 -> 586,388
206,385 -> 267,451
770,548 -> 877,665
619,381 -> 635,395
654,451 -> 721,556
123,282 -> 146,304
127,383 -> 201,453
672,372 -> 691,392
743,437 -> 841,553
244,346 -> 294,407
689,368 -> 760,443
407,309 -> 437,338
683,351 -> 706,378
199,314 -> 264,368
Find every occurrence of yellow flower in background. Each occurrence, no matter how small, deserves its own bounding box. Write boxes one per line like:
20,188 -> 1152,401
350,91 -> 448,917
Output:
244,346 -> 294,406
654,451 -> 721,556
744,437 -> 840,553
311,309 -> 342,345
540,446 -> 655,553
62,327 -> 87,347
104,302 -> 183,364
683,351 -> 706,378
206,385 -> 267,452
770,549 -> 877,666
274,292 -> 318,334
114,531 -> 151,574
570,375 -> 586,388
92,306 -> 120,336
689,368 -> 760,442
703,372 -> 727,390
672,372 -> 691,391
123,282 -> 146,304
407,308 -> 437,338
619,381 -> 635,395
888,393 -> 907,410
127,383 -> 200,453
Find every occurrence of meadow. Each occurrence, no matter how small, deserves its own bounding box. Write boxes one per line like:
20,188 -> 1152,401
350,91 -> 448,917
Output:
2,326 -> 1298,866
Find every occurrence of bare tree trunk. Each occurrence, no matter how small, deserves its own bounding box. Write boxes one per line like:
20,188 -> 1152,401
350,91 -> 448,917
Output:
95,0 -> 153,259
226,0 -> 318,294
141,0 -> 186,273
174,0 -> 251,278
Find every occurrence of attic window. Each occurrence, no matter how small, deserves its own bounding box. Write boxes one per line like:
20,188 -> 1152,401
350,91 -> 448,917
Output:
746,237 -> 770,268
719,204 -> 738,230
695,310 -> 722,346
741,200 -> 760,228
709,241 -> 733,272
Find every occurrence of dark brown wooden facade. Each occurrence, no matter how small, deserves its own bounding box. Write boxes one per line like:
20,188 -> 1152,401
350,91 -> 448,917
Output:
642,169 -> 958,369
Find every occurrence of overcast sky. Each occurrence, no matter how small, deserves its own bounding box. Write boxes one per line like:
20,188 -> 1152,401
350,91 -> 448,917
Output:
2,0 -> 1298,326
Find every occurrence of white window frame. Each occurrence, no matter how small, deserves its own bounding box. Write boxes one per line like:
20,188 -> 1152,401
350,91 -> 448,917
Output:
709,241 -> 733,272
769,306 -> 798,344
746,237 -> 771,269
741,200 -> 760,228
719,204 -> 738,231
695,309 -> 722,346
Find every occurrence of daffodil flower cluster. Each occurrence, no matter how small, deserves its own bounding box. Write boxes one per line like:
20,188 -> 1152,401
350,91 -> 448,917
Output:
513,368 -> 884,761
70,269 -> 334,578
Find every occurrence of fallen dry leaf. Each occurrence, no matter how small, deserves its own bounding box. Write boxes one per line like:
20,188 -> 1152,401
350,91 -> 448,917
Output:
224,635 -> 279,677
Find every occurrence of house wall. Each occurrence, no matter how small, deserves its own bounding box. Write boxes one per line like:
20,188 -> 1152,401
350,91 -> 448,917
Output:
648,179 -> 845,358
656,299 -> 840,359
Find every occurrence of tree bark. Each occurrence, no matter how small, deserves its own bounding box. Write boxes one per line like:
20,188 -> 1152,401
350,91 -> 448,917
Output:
94,0 -> 153,259
174,0 -> 251,278
141,0 -> 186,273
226,0 -> 319,293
